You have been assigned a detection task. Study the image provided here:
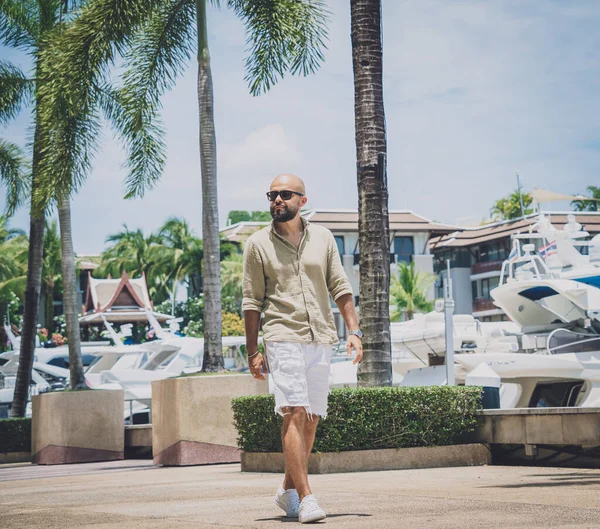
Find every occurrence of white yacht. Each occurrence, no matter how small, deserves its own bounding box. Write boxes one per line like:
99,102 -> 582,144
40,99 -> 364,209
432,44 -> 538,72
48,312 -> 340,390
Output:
449,214 -> 600,407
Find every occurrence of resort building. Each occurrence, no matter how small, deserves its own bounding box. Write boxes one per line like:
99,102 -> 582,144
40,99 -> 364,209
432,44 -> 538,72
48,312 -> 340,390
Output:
430,212 -> 600,321
221,209 -> 458,339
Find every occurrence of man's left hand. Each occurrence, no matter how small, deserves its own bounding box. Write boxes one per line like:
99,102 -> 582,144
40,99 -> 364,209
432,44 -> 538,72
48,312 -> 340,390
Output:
347,335 -> 363,365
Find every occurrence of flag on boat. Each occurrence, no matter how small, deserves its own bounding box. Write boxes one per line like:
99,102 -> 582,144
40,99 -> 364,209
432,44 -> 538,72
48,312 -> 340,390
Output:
508,243 -> 519,262
538,240 -> 557,258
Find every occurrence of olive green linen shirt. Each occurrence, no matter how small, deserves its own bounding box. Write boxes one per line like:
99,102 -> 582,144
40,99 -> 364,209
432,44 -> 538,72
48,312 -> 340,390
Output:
242,218 -> 353,344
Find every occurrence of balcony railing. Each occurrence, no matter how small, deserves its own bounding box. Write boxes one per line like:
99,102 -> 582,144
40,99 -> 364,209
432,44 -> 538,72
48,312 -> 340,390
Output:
471,259 -> 504,275
472,298 -> 498,313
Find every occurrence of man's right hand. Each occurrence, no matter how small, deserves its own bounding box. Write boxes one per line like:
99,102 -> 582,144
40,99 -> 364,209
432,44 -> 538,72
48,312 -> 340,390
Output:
249,352 -> 267,380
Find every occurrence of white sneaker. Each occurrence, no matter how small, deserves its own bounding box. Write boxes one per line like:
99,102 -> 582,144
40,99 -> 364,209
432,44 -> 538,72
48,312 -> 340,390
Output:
274,486 -> 300,518
298,494 -> 326,524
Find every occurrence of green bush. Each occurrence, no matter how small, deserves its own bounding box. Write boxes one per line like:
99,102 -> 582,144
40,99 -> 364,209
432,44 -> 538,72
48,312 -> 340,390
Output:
0,418 -> 31,453
232,386 -> 482,453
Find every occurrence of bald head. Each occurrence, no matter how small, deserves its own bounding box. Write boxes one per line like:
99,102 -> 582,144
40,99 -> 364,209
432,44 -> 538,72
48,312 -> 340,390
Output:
270,174 -> 306,195
268,173 -> 308,223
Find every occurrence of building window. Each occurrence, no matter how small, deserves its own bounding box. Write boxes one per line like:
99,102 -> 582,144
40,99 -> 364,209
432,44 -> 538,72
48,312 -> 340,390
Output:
393,236 -> 414,263
334,235 -> 345,257
481,277 -> 499,300
471,281 -> 478,300
475,239 -> 510,263
433,248 -> 472,273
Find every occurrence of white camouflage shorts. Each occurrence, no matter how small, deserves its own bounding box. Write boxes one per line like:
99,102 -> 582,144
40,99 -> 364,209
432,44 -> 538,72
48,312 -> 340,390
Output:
265,341 -> 333,419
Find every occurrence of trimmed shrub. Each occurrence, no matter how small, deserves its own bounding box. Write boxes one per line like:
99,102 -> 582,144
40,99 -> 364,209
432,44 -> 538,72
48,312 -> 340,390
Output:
232,386 -> 482,453
0,418 -> 31,453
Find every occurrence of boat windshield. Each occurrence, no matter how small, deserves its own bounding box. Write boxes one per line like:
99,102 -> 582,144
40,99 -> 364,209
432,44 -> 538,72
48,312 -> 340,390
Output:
546,329 -> 600,355
500,253 -> 551,285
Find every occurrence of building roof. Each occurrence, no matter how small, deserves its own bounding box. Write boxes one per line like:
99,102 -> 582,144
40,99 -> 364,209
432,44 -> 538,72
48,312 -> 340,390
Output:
301,209 -> 459,234
80,271 -> 171,325
430,212 -> 600,249
220,221 -> 268,243
220,209 -> 458,242
76,254 -> 101,271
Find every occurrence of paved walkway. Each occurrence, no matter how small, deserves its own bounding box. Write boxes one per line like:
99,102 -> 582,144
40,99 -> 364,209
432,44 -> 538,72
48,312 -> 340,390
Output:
1,460 -> 600,528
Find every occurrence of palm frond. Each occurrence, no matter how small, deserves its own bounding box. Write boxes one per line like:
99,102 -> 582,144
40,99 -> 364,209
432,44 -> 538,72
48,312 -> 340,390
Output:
0,139 -> 30,216
227,0 -> 330,95
115,0 -> 196,198
31,0 -> 163,209
0,0 -> 39,49
0,61 -> 34,125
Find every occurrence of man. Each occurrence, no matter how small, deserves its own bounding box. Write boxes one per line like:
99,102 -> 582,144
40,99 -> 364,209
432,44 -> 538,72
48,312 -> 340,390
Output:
242,174 -> 363,524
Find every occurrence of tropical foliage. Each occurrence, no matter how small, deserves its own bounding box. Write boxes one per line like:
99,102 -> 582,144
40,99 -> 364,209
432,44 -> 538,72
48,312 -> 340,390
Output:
99,217 -> 238,306
227,210 -> 271,225
390,262 -> 436,321
220,252 -> 243,306
571,185 -> 600,212
0,217 -> 28,334
490,190 -> 533,221
221,311 -> 244,336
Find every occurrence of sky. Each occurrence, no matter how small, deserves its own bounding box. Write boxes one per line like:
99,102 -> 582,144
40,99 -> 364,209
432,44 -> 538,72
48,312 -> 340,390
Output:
1,0 -> 599,254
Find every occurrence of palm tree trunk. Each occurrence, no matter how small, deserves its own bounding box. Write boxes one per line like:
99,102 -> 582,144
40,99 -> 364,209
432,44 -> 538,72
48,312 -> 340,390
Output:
57,195 -> 86,389
10,68 -> 46,415
351,0 -> 392,387
197,0 -> 223,371
44,283 -> 54,333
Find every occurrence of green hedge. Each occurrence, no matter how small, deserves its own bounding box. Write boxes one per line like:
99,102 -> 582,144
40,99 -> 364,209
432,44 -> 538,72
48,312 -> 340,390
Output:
0,418 -> 31,453
232,386 -> 482,453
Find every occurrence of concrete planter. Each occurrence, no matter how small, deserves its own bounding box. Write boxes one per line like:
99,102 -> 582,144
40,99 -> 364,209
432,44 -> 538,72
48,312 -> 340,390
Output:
241,444 -> 491,474
32,389 -> 124,465
152,374 -> 267,466
474,407 -> 600,446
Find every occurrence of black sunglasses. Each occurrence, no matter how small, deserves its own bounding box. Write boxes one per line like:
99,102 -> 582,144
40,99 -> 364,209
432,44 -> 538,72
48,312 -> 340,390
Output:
266,190 -> 304,201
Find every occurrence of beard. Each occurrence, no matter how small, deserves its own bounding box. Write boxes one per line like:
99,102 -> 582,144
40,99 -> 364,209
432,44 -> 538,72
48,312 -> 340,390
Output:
270,203 -> 298,222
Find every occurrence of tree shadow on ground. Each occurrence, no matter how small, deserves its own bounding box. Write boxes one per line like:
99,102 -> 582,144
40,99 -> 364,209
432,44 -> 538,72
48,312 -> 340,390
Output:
483,472 -> 600,488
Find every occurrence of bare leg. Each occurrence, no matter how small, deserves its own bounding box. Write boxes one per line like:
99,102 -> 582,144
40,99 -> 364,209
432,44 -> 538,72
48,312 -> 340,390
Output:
304,414 -> 319,465
282,414 -> 320,491
281,407 -> 312,500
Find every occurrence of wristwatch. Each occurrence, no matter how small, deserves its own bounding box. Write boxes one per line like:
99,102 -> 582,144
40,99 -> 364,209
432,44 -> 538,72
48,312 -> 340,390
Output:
348,329 -> 363,339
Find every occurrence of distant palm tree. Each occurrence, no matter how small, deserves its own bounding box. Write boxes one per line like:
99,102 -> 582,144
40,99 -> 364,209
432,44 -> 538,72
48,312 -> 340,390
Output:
157,217 -> 203,300
351,0 -> 392,387
51,0 -> 329,372
390,262 -> 436,321
0,216 -> 28,304
220,251 -> 243,304
490,190 -> 533,221
571,186 -> 600,212
99,226 -> 172,302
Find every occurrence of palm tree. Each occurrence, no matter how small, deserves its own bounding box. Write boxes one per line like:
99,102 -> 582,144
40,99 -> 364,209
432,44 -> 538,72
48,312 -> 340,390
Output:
220,251 -> 243,305
350,0 -> 392,387
0,139 -> 29,216
99,226 -> 173,302
49,0 -> 329,371
571,186 -> 600,212
390,262 -> 436,321
0,216 -> 28,306
1,0 -> 63,416
41,220 -> 61,333
490,190 -> 533,221
157,217 -> 203,301
1,1 -> 102,405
